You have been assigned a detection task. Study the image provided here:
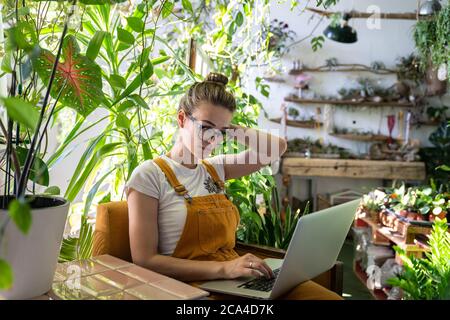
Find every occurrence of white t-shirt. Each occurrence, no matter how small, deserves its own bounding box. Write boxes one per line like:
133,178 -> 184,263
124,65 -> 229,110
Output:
124,154 -> 226,255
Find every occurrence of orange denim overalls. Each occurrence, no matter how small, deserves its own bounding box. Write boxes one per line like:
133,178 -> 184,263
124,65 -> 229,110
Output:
153,156 -> 342,300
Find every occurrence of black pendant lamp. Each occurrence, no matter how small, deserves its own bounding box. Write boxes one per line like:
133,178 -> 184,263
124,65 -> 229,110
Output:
323,13 -> 357,44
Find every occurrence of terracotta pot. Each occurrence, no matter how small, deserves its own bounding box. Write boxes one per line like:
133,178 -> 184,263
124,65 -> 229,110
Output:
398,209 -> 409,217
407,212 -> 418,221
416,214 -> 426,221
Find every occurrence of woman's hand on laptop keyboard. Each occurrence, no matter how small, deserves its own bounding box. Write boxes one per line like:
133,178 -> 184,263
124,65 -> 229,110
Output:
220,253 -> 274,280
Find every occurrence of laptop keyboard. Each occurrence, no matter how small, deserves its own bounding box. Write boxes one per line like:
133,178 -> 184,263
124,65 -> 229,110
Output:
238,268 -> 281,292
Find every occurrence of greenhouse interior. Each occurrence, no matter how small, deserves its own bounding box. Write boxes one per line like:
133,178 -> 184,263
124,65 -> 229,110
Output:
0,0 -> 449,303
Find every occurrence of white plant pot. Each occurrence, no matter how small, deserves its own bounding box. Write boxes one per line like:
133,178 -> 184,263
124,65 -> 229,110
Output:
0,195 -> 70,300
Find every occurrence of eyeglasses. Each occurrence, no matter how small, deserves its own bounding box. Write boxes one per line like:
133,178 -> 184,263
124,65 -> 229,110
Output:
186,114 -> 227,142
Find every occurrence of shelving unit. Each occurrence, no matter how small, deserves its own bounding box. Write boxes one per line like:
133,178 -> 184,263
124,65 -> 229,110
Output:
282,157 -> 426,180
284,96 -> 414,107
353,213 -> 431,300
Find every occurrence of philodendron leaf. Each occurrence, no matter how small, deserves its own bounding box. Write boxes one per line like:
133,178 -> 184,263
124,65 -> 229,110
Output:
8,198 -> 32,235
0,259 -> 13,290
32,35 -> 104,117
43,186 -> 61,195
15,146 -> 50,186
1,98 -> 39,130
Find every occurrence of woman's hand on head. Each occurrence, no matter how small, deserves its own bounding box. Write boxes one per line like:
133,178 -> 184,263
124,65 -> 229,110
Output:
220,253 -> 274,280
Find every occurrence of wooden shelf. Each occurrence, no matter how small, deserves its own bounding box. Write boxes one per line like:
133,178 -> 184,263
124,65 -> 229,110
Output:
284,96 -> 414,107
281,158 -> 426,180
269,117 -> 322,129
330,133 -> 389,142
329,133 -> 403,143
306,7 -> 418,20
289,67 -> 396,75
413,120 -> 443,126
263,77 -> 286,83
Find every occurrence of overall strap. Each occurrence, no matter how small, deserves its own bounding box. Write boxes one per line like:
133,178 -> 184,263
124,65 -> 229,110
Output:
201,159 -> 225,191
153,157 -> 192,201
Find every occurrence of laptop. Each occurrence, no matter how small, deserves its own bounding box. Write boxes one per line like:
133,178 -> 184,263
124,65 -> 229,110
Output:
199,199 -> 360,299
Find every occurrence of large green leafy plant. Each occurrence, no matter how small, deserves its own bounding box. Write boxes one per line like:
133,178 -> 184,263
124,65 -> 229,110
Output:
0,0 -> 124,290
388,218 -> 450,300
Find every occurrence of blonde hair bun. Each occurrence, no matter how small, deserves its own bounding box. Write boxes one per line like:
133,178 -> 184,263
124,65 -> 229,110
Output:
205,72 -> 228,86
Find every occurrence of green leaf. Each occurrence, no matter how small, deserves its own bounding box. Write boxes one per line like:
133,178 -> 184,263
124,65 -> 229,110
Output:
98,192 -> 111,204
5,21 -> 37,52
182,0 -> 193,13
116,100 -> 135,112
115,113 -> 130,129
83,0 -> 127,3
116,62 -> 153,102
43,186 -> 61,195
142,141 -> 153,160
0,259 -> 13,290
32,35 -> 104,117
127,17 -> 144,32
117,28 -> 135,45
108,74 -> 127,90
8,198 -> 32,235
2,50 -> 13,73
2,98 -> 39,130
311,35 -> 325,52
65,141 -> 122,201
83,168 -> 116,218
162,1 -> 174,18
235,12 -> 244,27
437,165 -> 450,172
15,146 -> 50,186
151,56 -> 170,65
129,94 -> 149,109
86,31 -> 106,60
228,21 -> 237,35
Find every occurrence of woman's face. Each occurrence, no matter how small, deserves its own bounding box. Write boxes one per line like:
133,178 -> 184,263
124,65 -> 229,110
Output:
178,102 -> 233,160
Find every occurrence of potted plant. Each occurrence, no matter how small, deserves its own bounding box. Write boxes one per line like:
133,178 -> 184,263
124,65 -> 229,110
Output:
263,19 -> 296,57
359,189 -> 386,222
287,107 -> 300,120
413,4 -> 450,95
0,0 -> 116,299
426,105 -> 449,123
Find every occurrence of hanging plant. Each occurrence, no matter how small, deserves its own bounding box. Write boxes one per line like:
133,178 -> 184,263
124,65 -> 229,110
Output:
263,19 -> 296,57
414,4 -> 450,85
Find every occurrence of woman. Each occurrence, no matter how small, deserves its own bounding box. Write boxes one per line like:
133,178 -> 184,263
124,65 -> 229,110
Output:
125,73 -> 341,300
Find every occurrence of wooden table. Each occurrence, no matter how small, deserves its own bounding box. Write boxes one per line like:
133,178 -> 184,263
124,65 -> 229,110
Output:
32,255 -> 209,300
281,157 -> 426,210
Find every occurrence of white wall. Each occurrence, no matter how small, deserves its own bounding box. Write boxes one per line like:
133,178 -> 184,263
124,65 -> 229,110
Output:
247,0 -> 450,203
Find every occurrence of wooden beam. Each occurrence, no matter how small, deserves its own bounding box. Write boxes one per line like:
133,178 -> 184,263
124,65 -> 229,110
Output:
281,158 -> 426,180
306,7 -> 418,20
188,38 -> 196,71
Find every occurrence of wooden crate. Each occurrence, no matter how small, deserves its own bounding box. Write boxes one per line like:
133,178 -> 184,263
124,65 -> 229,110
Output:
317,194 -> 331,211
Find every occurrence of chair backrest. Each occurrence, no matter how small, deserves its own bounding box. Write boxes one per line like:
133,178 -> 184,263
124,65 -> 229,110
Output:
92,201 -> 132,262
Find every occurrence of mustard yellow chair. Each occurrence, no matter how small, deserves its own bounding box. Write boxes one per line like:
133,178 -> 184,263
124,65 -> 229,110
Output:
92,201 -> 344,295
